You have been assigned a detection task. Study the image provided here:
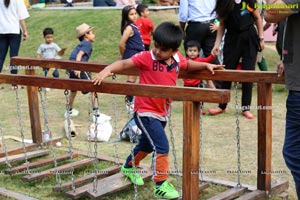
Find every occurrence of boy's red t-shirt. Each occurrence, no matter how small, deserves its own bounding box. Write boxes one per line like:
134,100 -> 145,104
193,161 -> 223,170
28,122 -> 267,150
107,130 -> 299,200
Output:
183,55 -> 215,86
135,18 -> 154,45
131,50 -> 187,116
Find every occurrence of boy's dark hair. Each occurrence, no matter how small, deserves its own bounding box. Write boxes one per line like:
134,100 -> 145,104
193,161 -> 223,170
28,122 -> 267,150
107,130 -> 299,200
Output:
185,40 -> 201,52
121,5 -> 136,34
136,4 -> 148,16
153,22 -> 183,51
43,27 -> 54,37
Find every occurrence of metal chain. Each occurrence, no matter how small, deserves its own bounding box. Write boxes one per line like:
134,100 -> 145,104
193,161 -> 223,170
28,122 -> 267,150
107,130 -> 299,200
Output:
128,121 -> 138,200
86,92 -> 93,158
64,90 -> 75,191
0,122 -> 12,169
167,104 -> 181,195
38,87 -> 61,185
15,89 -> 30,175
234,82 -> 242,188
199,102 -> 204,182
92,93 -> 99,193
112,75 -> 120,165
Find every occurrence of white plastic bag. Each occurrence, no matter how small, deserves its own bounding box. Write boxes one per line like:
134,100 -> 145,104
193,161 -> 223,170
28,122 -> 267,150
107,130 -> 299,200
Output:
87,113 -> 112,142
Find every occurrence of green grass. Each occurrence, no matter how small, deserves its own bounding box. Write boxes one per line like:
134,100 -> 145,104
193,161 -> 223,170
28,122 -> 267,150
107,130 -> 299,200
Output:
0,9 -> 295,200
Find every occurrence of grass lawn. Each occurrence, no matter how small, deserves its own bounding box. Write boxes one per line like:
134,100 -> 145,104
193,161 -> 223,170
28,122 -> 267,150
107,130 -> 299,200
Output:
0,8 -> 296,200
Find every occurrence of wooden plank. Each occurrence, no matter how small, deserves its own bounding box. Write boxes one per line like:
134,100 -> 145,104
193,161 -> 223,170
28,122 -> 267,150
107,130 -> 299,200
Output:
0,150 -> 49,165
0,187 -> 38,200
21,158 -> 93,182
202,175 -> 257,191
257,83 -> 272,193
235,190 -> 265,200
4,154 -> 78,175
199,182 -> 210,191
53,165 -> 121,192
0,144 -> 39,158
208,187 -> 247,200
86,167 -> 152,199
0,74 -> 230,104
270,178 -> 289,196
65,181 -> 93,200
236,178 -> 289,200
11,57 -> 285,84
182,101 -> 200,200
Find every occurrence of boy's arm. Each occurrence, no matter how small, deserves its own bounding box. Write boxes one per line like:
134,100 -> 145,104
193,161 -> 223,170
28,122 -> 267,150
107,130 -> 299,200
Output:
187,59 -> 225,74
93,58 -> 135,85
73,50 -> 85,77
194,54 -> 215,63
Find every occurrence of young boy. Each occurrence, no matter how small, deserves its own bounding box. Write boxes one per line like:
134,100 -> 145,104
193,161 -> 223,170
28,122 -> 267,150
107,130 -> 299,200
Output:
93,22 -> 224,199
135,4 -> 154,51
36,27 -> 66,78
66,23 -> 99,118
183,40 -> 216,114
37,27 -> 65,91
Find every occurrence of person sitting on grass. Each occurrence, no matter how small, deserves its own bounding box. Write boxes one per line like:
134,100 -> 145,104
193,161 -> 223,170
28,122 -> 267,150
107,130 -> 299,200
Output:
92,22 -> 224,199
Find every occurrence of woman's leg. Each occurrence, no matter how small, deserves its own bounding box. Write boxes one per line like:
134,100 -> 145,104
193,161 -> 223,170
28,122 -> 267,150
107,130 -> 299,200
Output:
0,34 -> 9,73
8,33 -> 22,74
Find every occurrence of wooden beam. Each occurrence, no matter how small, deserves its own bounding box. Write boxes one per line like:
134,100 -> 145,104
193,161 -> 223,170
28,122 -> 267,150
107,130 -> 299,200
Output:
0,74 -> 231,104
0,150 -> 49,165
4,154 -> 78,175
257,83 -> 272,193
11,57 -> 285,84
52,165 -> 121,192
0,187 -> 38,200
25,69 -> 42,144
22,158 -> 94,182
182,101 -> 200,200
207,187 -> 247,200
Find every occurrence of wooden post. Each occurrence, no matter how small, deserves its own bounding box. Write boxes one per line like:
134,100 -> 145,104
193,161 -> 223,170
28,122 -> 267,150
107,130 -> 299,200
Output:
25,68 -> 42,144
257,83 -> 272,193
182,101 -> 200,199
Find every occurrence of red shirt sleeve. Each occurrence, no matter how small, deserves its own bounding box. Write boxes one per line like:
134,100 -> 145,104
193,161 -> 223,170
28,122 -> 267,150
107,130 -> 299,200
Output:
194,54 -> 215,63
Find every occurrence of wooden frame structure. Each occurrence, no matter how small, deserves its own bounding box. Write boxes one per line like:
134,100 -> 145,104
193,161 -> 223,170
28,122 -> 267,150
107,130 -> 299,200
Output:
0,56 -> 288,199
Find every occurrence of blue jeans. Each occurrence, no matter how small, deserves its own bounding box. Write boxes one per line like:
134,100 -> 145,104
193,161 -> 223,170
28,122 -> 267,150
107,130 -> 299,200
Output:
283,91 -> 300,199
0,33 -> 22,74
125,115 -> 169,164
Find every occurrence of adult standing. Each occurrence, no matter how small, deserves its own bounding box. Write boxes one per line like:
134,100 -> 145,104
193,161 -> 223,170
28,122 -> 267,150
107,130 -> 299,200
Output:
208,0 -> 264,119
265,1 -> 300,199
0,0 -> 29,89
178,0 -> 218,59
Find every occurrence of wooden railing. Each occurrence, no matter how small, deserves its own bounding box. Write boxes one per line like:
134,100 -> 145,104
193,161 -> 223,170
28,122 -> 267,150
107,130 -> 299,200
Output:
2,56 -> 285,199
